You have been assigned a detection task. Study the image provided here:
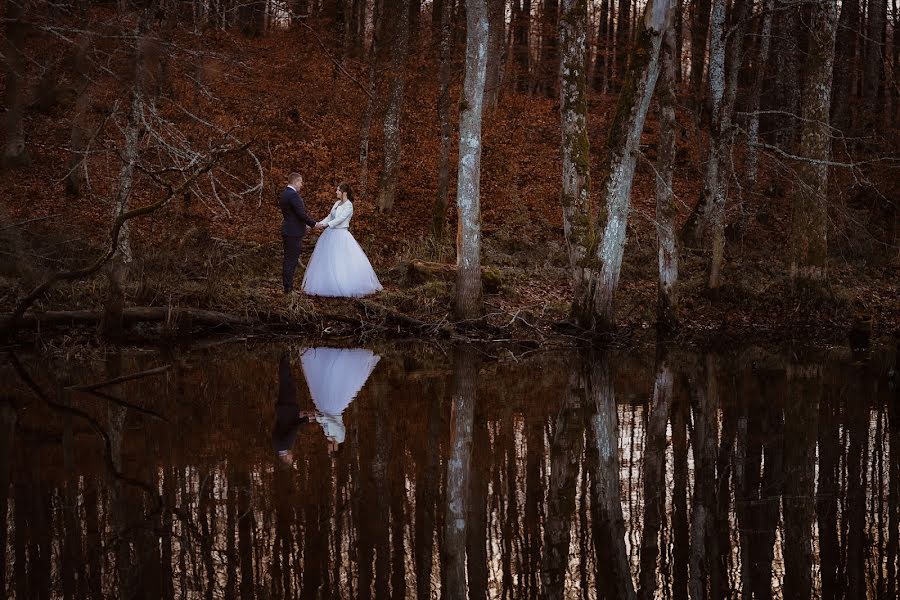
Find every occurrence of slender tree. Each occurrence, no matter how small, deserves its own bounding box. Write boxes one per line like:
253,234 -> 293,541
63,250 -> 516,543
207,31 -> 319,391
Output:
537,0 -> 560,96
688,0 -> 710,107
745,0 -> 774,196
864,0 -> 886,127
376,0 -> 411,212
484,0 -> 506,108
433,0 -> 455,238
831,0 -> 860,130
655,16 -> 678,330
572,0 -> 673,332
513,0 -> 532,91
592,0 -> 610,92
359,0 -> 384,197
790,0 -> 839,286
3,0 -> 30,168
454,0 -> 490,320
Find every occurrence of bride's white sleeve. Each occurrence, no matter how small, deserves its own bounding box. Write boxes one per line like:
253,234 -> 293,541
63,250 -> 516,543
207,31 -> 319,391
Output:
327,202 -> 353,228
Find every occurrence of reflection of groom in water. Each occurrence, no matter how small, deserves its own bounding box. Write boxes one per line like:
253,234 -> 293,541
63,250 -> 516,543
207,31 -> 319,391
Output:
272,352 -> 314,464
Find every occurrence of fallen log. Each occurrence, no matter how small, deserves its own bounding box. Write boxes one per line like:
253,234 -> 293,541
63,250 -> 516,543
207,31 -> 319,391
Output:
2,307 -> 250,330
407,260 -> 503,293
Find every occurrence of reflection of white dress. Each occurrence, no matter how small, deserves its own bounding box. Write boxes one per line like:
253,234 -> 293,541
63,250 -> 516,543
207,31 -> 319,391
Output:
300,347 -> 380,444
302,200 -> 382,297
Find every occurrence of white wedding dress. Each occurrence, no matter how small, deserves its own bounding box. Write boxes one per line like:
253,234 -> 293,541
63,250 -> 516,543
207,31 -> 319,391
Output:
300,347 -> 381,445
302,200 -> 382,297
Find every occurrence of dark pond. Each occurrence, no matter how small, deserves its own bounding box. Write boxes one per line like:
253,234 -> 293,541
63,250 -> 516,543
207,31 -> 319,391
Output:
1,341 -> 898,599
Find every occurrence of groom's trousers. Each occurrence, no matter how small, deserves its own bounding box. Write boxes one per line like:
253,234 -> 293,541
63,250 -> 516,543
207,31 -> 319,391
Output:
282,235 -> 303,292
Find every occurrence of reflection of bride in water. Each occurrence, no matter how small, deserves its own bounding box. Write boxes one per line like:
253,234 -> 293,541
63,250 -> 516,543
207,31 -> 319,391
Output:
301,347 -> 380,451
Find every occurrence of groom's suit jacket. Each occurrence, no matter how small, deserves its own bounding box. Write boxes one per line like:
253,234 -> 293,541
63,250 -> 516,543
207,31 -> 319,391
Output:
279,186 -> 317,237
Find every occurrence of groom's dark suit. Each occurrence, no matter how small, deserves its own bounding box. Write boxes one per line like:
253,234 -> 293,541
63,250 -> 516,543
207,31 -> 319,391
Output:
279,185 -> 317,292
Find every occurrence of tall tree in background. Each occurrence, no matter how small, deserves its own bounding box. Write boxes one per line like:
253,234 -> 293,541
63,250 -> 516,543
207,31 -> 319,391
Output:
688,0 -> 710,107
615,0 -> 631,83
558,0 -> 592,322
377,0 -> 411,212
3,0 -> 30,168
484,0 -> 506,108
433,0 -> 455,238
537,0 -> 560,97
573,0 -> 672,332
863,0 -> 886,129
359,0 -> 384,197
592,0 -> 611,93
773,1 -> 801,147
790,0 -> 839,286
513,0 -> 532,91
831,0 -> 859,130
655,17 -> 678,331
66,35 -> 92,197
745,0 -> 774,196
455,0 -> 490,320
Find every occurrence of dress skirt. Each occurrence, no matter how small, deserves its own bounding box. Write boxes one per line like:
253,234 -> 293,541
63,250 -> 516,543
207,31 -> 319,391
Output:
302,228 -> 382,297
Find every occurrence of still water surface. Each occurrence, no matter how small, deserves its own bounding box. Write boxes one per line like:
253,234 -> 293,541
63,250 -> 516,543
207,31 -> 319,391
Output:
1,341 -> 898,599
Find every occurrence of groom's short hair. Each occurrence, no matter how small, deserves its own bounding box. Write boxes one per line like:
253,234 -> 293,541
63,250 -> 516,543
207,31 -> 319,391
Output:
288,172 -> 302,186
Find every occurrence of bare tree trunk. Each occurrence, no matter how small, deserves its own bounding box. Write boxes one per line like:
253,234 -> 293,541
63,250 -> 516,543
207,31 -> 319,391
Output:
441,346 -> 477,599
655,18 -> 678,331
484,0 -> 506,108
3,0 -> 30,168
454,0 -> 489,320
616,0 -> 631,82
359,0 -> 383,198
863,0 -> 886,127
572,0 -> 673,332
688,0 -> 710,108
66,36 -> 93,197
773,1 -> 801,148
433,0 -> 454,238
513,0 -> 532,91
831,0 -> 860,130
538,0 -> 560,96
592,0 -> 610,92
789,0 -> 838,287
559,0 -> 593,322
745,0 -> 774,196
376,0 -> 411,212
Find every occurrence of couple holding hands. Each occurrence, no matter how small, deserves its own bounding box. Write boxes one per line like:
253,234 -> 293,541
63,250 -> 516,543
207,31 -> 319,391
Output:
279,172 -> 382,298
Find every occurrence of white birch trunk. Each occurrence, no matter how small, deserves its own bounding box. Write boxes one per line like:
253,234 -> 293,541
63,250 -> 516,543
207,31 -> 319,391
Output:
376,0 -> 411,212
575,0 -> 672,331
454,0 -> 490,320
790,0 -> 839,285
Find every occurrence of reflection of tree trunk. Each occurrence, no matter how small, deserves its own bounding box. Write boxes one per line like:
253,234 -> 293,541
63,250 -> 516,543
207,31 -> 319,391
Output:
782,361 -> 820,600
0,401 -> 16,595
441,346 -> 477,599
846,372 -> 870,599
688,356 -> 719,600
748,381 -> 783,600
500,405 -> 520,598
372,392 -> 390,599
671,388 -> 689,600
887,405 -> 899,600
273,461 -> 296,598
391,413 -> 407,599
236,466 -> 256,599
524,416 -> 545,597
541,356 -> 586,600
225,464 -> 237,600
84,472 -> 103,598
60,392 -> 80,599
638,347 -> 673,599
415,380 -> 443,600
588,353 -> 636,600
467,406 -> 489,600
106,353 -> 134,598
817,387 -> 841,600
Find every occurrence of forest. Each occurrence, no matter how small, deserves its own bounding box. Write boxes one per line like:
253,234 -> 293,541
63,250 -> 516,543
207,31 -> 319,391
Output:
0,0 -> 898,344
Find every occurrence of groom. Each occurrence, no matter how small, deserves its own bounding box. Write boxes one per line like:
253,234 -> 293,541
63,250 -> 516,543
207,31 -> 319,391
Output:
279,172 -> 319,293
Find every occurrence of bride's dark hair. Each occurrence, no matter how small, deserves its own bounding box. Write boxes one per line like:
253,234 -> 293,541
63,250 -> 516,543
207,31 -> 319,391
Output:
338,182 -> 354,201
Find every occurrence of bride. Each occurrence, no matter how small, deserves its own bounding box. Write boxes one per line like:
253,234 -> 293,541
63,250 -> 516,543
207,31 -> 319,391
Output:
303,182 -> 382,297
